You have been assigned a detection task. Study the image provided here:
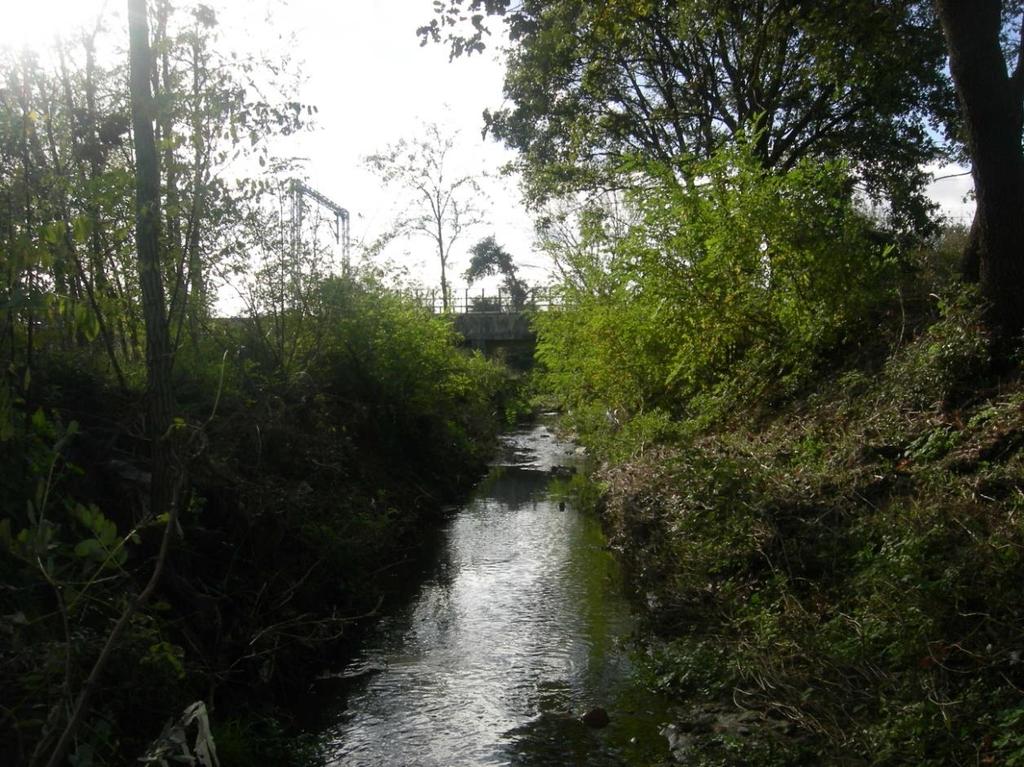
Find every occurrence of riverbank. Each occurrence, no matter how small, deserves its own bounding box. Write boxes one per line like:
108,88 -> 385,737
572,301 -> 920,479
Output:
586,296 -> 1024,765
1,290 -> 528,767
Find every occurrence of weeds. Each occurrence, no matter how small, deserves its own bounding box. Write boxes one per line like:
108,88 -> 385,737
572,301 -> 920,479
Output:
593,290 -> 1024,765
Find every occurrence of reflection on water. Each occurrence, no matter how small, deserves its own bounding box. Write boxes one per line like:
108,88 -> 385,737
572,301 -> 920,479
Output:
317,422 -> 670,766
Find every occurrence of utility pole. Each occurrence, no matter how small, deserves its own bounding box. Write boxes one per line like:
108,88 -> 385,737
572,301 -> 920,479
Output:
290,179 -> 351,275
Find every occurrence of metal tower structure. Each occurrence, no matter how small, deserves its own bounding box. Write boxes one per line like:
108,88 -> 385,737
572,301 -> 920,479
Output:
290,179 -> 351,273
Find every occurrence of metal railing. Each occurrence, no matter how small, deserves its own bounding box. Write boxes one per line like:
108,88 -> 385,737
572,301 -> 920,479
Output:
409,287 -> 563,314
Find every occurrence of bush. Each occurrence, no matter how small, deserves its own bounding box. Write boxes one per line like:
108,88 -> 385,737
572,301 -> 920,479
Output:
596,310 -> 1024,765
0,271 -> 517,766
536,145 -> 895,455
883,287 -> 991,410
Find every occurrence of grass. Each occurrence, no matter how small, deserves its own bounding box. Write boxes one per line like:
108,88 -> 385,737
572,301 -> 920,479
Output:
593,290 -> 1024,765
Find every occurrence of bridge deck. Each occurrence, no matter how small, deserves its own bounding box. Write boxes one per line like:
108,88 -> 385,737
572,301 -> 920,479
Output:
453,311 -> 536,343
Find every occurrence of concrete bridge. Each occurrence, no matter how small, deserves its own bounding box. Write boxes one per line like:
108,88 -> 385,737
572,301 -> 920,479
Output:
411,288 -> 560,367
453,310 -> 535,343
454,311 -> 535,365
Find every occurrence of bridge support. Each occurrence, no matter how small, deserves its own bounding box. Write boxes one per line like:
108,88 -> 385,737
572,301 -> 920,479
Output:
453,312 -> 536,369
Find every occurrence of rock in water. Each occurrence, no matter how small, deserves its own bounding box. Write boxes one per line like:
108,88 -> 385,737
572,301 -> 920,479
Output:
581,707 -> 610,728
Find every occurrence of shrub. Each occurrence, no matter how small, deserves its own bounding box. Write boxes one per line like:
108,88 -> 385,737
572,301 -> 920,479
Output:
536,145 -> 895,455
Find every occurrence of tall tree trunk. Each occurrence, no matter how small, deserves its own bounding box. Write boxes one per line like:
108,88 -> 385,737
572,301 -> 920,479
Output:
936,0 -> 1024,335
39,9 -> 181,765
129,0 -> 177,517
437,213 -> 449,312
185,33 -> 208,347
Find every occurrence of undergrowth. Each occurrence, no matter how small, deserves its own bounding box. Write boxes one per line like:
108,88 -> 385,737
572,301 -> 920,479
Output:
0,281 -> 518,766
593,289 -> 1024,765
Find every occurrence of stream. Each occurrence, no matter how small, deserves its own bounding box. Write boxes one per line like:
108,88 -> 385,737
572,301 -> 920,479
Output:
311,420 -> 672,766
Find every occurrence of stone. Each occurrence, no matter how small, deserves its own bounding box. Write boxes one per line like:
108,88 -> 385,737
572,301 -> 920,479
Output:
581,707 -> 610,728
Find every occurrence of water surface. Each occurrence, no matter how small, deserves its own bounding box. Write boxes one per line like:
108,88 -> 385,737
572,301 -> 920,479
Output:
316,421 -> 670,766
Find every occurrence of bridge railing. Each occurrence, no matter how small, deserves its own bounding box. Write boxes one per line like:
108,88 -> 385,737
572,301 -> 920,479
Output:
409,287 -> 564,314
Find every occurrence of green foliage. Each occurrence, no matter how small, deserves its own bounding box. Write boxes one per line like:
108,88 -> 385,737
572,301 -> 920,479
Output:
464,236 -> 529,309
995,704 -> 1024,766
536,290 -> 675,427
72,504 -> 128,567
0,4 -> 311,393
537,146 -> 893,453
884,287 -> 992,409
309,274 -> 509,464
0,269 -> 517,766
598,308 -> 1024,765
140,641 -> 186,681
643,635 -> 736,699
0,398 -> 183,765
652,150 -> 891,396
0,30 -> 513,762
422,0 -> 950,226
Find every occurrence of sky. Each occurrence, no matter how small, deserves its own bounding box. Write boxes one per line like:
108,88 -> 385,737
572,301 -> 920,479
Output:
230,0 -> 545,289
1,0 -> 543,296
1,0 -> 976,295
924,163 -> 974,226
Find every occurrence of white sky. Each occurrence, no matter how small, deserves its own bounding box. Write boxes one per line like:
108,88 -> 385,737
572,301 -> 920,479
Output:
924,163 -> 975,225
2,0 -> 543,296
235,0 -> 545,289
2,0 -> 975,296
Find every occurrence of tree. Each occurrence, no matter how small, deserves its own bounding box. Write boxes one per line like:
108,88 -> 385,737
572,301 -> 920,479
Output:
128,0 -> 177,525
534,193 -> 638,297
40,4 -> 179,765
0,7 -> 323,765
366,123 -> 484,311
420,0 -> 951,229
464,235 -> 528,309
935,0 -> 1024,335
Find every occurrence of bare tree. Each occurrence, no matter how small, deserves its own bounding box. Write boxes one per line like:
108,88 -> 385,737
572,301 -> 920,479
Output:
366,123 -> 484,311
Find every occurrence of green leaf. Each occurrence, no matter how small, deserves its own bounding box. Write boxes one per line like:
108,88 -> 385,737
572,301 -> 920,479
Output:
31,407 -> 47,432
72,216 -> 93,244
84,311 -> 100,342
42,222 -> 62,245
73,303 -> 101,342
74,538 -> 105,560
97,517 -> 117,547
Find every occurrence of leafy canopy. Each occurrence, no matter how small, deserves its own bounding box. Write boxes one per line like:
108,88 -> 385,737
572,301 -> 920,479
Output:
535,144 -> 894,437
463,236 -> 528,308
421,0 -> 952,230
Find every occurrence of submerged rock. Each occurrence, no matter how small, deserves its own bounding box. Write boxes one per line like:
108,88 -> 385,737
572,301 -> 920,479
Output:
581,707 -> 610,728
